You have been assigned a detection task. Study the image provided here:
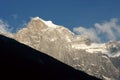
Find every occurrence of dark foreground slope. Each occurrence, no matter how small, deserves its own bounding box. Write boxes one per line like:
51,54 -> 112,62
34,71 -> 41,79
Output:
0,35 -> 101,80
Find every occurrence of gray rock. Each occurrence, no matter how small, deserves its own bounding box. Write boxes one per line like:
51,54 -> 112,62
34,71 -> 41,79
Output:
8,17 -> 119,80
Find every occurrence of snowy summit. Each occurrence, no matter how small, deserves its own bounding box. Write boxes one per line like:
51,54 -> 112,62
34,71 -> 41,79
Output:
32,17 -> 58,28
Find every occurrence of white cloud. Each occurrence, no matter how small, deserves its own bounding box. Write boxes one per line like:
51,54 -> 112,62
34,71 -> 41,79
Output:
94,18 -> 120,41
73,18 -> 120,42
73,27 -> 100,42
15,20 -> 28,32
0,19 -> 13,37
0,20 -> 9,33
11,14 -> 18,20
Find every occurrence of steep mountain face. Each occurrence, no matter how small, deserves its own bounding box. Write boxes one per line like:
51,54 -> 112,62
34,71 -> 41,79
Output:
0,34 -> 101,80
15,17 -> 74,59
110,56 -> 120,72
13,17 -> 120,80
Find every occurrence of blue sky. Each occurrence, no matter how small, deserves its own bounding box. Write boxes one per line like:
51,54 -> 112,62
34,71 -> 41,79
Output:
0,0 -> 120,42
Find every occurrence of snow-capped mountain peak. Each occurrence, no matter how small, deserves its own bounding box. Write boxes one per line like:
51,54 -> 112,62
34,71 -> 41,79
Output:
13,17 -> 120,80
32,17 -> 58,28
32,16 -> 40,20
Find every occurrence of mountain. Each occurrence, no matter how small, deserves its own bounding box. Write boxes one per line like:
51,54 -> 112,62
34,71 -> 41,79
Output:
0,34 -> 101,80
1,17 -> 120,80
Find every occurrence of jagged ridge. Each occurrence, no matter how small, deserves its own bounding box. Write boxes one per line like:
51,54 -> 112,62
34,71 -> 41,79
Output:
1,17 -> 120,80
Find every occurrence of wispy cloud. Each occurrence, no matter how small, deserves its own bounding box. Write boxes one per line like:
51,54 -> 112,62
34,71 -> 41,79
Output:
0,19 -> 13,37
11,14 -> 18,20
15,20 -> 28,32
73,27 -> 100,42
0,20 -> 10,34
73,18 -> 120,42
95,18 -> 120,41
0,18 -> 28,37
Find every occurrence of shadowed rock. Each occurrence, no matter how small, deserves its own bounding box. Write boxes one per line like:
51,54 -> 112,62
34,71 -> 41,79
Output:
14,18 -> 119,79
0,35 -> 101,80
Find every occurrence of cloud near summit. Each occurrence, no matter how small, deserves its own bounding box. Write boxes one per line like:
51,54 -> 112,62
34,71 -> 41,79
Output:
0,20 -> 10,34
73,18 -> 120,42
0,19 -> 14,38
1,17 -> 120,43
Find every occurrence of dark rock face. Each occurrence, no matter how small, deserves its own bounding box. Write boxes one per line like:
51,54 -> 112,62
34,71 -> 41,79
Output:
0,35 -> 101,80
110,56 -> 120,72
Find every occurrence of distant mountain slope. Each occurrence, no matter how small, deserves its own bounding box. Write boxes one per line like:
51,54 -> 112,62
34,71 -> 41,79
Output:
14,17 -> 120,80
0,34 -> 101,80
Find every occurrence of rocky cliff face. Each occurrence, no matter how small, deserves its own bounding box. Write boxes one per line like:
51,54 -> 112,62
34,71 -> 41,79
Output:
9,17 -> 120,80
0,34 -> 101,80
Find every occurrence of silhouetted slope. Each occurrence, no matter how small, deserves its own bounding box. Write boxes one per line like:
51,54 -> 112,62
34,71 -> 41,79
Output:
0,35 -> 101,80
